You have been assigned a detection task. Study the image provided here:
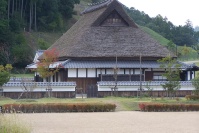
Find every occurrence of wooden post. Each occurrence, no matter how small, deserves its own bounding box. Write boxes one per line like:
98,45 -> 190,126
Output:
139,53 -> 142,97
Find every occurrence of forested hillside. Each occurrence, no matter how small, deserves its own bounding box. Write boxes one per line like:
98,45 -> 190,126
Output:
0,0 -> 199,69
0,0 -> 80,68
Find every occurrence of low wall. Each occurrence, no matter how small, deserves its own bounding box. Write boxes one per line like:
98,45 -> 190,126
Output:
98,90 -> 192,97
2,82 -> 76,99
97,81 -> 194,97
1,81 -> 196,98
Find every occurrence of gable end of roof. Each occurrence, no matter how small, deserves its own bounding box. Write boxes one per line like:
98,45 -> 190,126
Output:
91,0 -> 138,28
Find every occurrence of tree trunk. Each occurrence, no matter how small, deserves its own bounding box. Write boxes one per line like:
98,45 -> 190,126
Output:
34,2 -> 37,31
16,0 -> 18,11
20,0 -> 23,18
12,0 -> 14,15
8,0 -> 10,22
31,2 -> 33,28
29,1 -> 32,32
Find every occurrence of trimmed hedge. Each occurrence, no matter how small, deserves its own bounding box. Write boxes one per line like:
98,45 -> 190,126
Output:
2,103 -> 116,113
185,95 -> 199,100
139,103 -> 199,112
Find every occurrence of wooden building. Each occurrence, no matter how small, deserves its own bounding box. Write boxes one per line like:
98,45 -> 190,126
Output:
27,0 -> 198,97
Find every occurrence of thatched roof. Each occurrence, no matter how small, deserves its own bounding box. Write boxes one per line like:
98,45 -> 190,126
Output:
48,0 -> 173,60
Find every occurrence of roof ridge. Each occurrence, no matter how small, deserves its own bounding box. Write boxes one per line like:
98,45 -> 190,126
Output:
81,0 -> 113,14
89,0 -> 110,6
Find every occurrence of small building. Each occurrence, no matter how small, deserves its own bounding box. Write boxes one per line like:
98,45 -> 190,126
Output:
26,0 -> 198,98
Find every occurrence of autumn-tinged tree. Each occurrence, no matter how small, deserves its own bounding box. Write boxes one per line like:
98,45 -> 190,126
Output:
36,48 -> 60,97
158,56 -> 181,98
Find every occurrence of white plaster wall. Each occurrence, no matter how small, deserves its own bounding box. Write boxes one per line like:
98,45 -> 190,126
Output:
153,76 -> 165,80
145,69 -> 151,72
97,69 -> 105,77
124,69 -> 134,74
106,69 -> 114,74
153,69 -> 165,71
58,72 -> 61,82
87,69 -> 96,77
3,86 -> 76,92
98,85 -> 194,91
78,69 -> 86,78
68,69 -> 77,78
50,76 -> 53,82
192,71 -> 195,79
118,69 -> 124,74
188,71 -> 190,80
135,69 -> 141,74
125,69 -> 130,74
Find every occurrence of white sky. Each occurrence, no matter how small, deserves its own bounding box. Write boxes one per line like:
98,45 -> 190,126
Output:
118,0 -> 199,28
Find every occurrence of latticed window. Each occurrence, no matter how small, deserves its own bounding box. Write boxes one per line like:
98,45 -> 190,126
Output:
101,10 -> 128,26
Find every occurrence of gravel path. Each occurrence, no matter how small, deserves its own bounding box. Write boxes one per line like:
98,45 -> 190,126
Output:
16,111 -> 199,133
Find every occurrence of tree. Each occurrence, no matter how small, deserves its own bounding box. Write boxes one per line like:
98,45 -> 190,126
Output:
18,77 -> 37,99
0,0 -> 7,19
181,45 -> 191,60
158,56 -> 181,98
167,41 -> 176,55
38,38 -> 49,50
191,75 -> 199,95
36,48 -> 60,97
145,81 -> 153,98
112,66 -> 119,96
0,64 -> 13,96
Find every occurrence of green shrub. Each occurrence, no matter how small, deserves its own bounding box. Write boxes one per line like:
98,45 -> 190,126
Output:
2,103 -> 116,113
185,95 -> 199,100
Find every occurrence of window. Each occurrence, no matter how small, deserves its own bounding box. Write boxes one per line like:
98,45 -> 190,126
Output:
101,10 -> 128,26
153,72 -> 167,81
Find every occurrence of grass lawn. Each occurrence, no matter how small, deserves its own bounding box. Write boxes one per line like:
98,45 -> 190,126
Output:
1,97 -> 199,111
11,74 -> 34,78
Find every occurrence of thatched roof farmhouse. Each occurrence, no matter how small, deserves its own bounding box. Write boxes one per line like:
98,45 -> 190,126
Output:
25,0 -> 198,98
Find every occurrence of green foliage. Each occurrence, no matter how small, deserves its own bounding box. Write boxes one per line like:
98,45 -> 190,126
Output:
140,26 -> 170,46
158,56 -> 181,97
185,95 -> 199,100
191,76 -> 199,95
145,81 -> 153,97
0,64 -> 13,86
0,0 -> 79,68
177,46 -> 198,61
38,38 -> 49,50
126,8 -> 199,47
11,34 -> 32,68
167,41 -> 177,55
0,0 -> 7,19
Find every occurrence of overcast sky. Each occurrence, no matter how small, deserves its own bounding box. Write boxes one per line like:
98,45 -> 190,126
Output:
118,0 -> 199,28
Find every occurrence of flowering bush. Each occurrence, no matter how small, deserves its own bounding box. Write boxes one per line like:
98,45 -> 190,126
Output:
2,103 -> 116,113
139,103 -> 199,112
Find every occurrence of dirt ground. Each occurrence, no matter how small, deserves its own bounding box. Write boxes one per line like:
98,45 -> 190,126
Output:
16,111 -> 199,133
